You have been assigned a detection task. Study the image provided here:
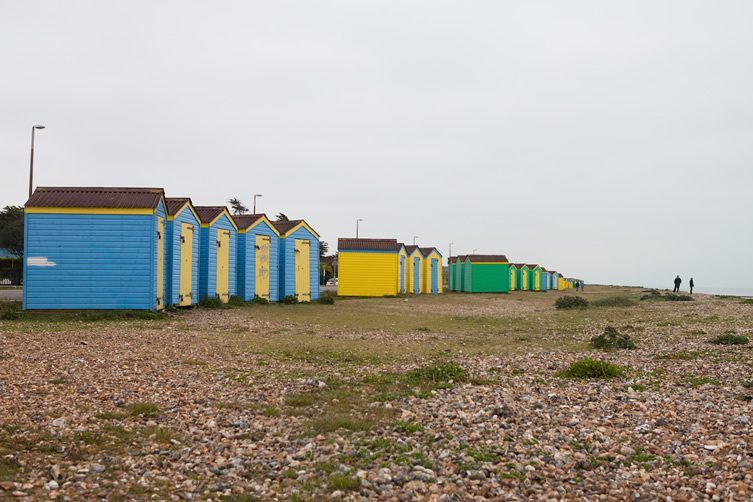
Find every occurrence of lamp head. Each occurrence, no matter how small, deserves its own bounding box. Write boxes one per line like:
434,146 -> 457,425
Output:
33,125 -> 45,130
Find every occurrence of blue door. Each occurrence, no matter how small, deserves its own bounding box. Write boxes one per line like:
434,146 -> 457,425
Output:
399,256 -> 405,294
413,257 -> 420,294
431,259 -> 438,294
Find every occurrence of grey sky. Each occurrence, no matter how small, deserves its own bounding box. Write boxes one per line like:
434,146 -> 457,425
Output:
2,1 -> 752,289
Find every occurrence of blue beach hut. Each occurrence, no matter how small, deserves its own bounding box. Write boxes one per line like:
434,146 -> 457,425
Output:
23,187 -> 168,310
165,197 -> 201,307
540,268 -> 550,292
273,219 -> 320,302
234,214 -> 281,302
195,206 -> 238,303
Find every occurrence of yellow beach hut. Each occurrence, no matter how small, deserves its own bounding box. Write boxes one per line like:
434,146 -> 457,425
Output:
420,247 -> 443,295
337,238 -> 403,296
405,245 -> 424,295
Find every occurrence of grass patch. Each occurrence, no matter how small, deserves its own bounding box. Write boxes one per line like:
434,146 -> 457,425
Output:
708,333 -> 749,345
308,414 -> 374,435
317,292 -> 336,305
641,290 -> 693,302
198,297 -> 224,309
740,298 -> 753,305
590,326 -> 636,350
0,457 -> 20,480
680,375 -> 721,387
405,362 -> 469,384
327,473 -> 361,491
555,296 -> 589,310
126,402 -> 160,418
590,296 -> 637,308
393,421 -> 424,434
560,358 -> 625,379
285,393 -> 319,407
655,351 -> 702,361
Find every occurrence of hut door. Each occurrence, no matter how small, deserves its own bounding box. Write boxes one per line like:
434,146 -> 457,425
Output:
535,271 -> 541,290
179,223 -> 193,306
156,217 -> 165,310
431,259 -> 438,294
255,235 -> 270,300
216,230 -> 230,303
413,257 -> 420,294
294,239 -> 310,302
509,268 -> 515,291
522,270 -> 527,290
399,255 -> 405,294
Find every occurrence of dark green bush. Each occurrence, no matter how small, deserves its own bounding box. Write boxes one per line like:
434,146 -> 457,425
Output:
317,292 -> 336,305
198,297 -> 224,309
227,295 -> 245,307
561,358 -> 625,379
252,295 -> 269,305
555,296 -> 589,309
641,291 -> 693,302
590,296 -> 637,308
281,295 -> 299,305
406,362 -> 469,384
1,308 -> 19,320
740,299 -> 753,305
590,326 -> 636,350
708,333 -> 749,345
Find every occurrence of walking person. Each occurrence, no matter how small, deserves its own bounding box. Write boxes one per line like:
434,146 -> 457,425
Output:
689,277 -> 694,295
673,275 -> 682,293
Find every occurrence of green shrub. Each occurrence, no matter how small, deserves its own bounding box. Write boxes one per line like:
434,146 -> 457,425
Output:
227,295 -> 245,306
641,291 -> 693,302
1,308 -> 19,320
555,296 -> 589,310
590,296 -> 636,308
406,362 -> 469,384
561,358 -> 625,379
740,299 -> 753,305
590,326 -> 636,350
281,295 -> 299,305
252,295 -> 269,305
708,333 -> 749,345
126,402 -> 160,417
317,292 -> 336,305
198,297 -> 224,309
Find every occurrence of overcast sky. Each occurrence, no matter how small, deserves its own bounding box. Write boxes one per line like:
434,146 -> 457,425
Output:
2,1 -> 752,289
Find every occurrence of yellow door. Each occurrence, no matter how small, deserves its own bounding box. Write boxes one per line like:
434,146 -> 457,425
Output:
535,271 -> 541,290
255,234 -> 270,299
522,270 -> 528,290
294,239 -> 310,302
509,268 -> 515,291
216,230 -> 230,303
156,217 -> 164,310
179,223 -> 193,306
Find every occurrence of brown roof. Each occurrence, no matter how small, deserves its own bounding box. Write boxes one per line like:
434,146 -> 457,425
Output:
165,197 -> 191,215
233,214 -> 267,229
526,264 -> 540,269
404,245 -> 418,254
419,247 -> 443,257
338,238 -> 401,251
194,206 -> 229,224
26,187 -> 164,209
272,219 -> 304,235
466,254 -> 509,263
513,263 -> 527,269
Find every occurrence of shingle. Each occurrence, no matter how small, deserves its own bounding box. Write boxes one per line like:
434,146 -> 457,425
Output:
466,254 -> 509,263
165,197 -> 191,215
233,214 -> 266,229
26,187 -> 164,209
338,238 -> 401,251
194,206 -> 228,224
271,219 -> 304,235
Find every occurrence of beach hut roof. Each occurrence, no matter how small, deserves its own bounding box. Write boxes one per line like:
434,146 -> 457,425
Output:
338,238 -> 401,251
419,247 -> 443,257
194,206 -> 228,223
233,214 -> 265,229
272,219 -> 320,238
26,186 -> 164,209
165,197 -> 192,215
526,264 -> 540,269
466,254 -> 508,263
404,245 -> 419,255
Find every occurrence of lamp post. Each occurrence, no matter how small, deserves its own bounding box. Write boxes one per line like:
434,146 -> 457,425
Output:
413,236 -> 419,245
253,194 -> 263,214
448,242 -> 454,264
472,248 -> 477,254
28,125 -> 45,198
355,218 -> 363,238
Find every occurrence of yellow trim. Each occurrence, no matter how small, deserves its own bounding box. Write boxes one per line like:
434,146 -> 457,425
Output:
279,220 -> 320,239
237,215 -> 282,236
25,207 -> 154,215
167,201 -> 201,223
200,209 -> 239,230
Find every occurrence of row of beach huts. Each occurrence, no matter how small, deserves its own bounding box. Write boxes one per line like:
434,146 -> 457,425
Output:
22,187 -> 320,310
449,255 -> 578,292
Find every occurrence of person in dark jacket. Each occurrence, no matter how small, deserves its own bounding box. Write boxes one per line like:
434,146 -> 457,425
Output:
673,275 -> 682,293
689,277 -> 694,294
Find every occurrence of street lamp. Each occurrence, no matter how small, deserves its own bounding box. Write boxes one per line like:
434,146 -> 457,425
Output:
472,248 -> 478,254
413,236 -> 419,245
356,218 -> 363,238
253,194 -> 263,214
29,125 -> 45,198
449,242 -> 454,263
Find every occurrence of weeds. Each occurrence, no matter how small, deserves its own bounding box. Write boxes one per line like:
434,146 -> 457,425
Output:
708,333 -> 749,345
590,296 -> 636,308
560,358 -> 625,379
198,297 -> 224,309
252,295 -> 269,305
281,295 -> 299,305
590,326 -> 636,350
555,296 -> 589,309
641,290 -> 693,302
317,292 -> 336,305
126,402 -> 160,417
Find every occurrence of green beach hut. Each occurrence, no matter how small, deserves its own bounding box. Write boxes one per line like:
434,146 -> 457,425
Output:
462,255 -> 511,293
526,264 -> 543,291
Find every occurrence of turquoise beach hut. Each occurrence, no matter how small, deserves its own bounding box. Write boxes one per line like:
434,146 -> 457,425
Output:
195,206 -> 238,303
234,214 -> 281,302
23,187 -> 168,310
165,197 -> 201,307
273,219 -> 320,302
